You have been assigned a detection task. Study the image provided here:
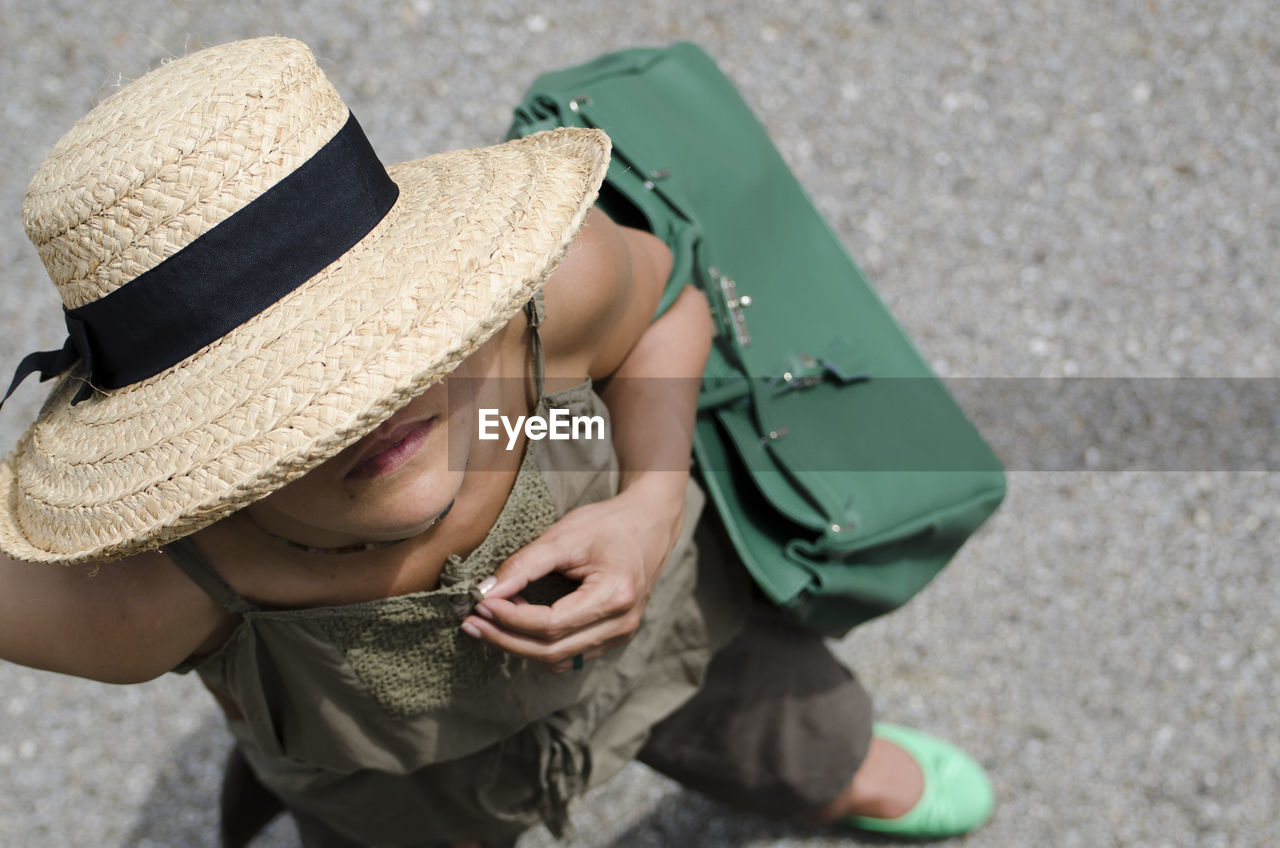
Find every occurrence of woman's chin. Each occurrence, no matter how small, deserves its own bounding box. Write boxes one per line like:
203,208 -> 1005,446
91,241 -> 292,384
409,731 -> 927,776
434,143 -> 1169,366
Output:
350,475 -> 465,540
365,514 -> 449,542
247,420 -> 469,547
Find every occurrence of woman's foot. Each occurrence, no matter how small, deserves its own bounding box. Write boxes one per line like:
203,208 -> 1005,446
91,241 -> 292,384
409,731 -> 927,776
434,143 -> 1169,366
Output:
816,724 -> 994,839
815,734 -> 925,822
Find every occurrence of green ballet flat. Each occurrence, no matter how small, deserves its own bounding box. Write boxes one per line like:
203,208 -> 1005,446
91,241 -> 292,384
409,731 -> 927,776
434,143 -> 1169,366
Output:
840,723 -> 994,840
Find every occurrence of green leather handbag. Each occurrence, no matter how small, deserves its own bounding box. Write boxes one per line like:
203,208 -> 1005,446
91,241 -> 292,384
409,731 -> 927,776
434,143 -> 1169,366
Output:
509,43 -> 1006,635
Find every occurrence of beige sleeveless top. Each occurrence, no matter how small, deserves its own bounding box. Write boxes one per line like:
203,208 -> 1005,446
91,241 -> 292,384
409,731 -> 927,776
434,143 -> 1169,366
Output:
165,297 -> 748,847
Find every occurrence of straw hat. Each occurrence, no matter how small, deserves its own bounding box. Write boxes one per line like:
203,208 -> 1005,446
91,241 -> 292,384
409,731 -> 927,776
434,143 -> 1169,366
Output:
0,37 -> 610,564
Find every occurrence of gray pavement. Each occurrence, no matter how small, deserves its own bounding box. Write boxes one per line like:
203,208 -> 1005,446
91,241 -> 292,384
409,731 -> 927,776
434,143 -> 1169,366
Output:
1,1 -> 1277,846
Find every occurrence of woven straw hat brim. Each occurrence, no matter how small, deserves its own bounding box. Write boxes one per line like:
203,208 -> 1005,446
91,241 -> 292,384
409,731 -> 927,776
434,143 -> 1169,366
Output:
0,127 -> 611,565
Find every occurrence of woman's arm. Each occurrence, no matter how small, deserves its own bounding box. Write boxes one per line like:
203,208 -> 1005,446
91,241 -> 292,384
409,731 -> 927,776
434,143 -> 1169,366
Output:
460,210 -> 712,670
0,550 -> 227,684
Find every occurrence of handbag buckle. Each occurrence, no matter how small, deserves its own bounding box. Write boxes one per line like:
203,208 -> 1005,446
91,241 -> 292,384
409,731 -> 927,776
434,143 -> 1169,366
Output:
770,353 -> 824,393
710,267 -> 752,346
768,346 -> 872,395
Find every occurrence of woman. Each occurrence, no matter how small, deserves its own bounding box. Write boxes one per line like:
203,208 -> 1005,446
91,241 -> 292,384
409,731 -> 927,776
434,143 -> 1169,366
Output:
0,37 -> 990,847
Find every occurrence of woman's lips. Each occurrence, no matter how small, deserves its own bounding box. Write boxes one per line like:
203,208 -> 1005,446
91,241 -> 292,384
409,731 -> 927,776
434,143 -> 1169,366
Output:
345,418 -> 436,480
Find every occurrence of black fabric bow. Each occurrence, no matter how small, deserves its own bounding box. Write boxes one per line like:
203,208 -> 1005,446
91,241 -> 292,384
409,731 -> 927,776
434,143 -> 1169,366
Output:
2,313 -> 96,408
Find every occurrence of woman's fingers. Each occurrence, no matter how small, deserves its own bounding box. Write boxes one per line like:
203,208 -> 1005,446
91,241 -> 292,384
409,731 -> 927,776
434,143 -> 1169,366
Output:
476,571 -> 638,641
460,606 -> 636,670
477,535 -> 580,601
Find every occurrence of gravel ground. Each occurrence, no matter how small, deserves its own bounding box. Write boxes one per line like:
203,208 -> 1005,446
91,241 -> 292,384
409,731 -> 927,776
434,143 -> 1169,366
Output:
1,2 -> 1277,847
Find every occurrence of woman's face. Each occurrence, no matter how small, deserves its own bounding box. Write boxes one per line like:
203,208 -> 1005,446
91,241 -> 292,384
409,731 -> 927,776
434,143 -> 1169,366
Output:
244,364 -> 477,546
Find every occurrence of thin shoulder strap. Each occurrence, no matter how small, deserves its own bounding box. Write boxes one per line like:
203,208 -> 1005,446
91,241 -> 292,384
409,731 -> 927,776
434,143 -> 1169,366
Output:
164,537 -> 256,615
525,292 -> 546,406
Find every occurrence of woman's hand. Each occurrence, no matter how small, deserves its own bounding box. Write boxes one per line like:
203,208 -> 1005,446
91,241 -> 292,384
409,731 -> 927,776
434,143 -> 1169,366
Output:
457,211 -> 711,672
459,478 -> 684,672
460,282 -> 711,670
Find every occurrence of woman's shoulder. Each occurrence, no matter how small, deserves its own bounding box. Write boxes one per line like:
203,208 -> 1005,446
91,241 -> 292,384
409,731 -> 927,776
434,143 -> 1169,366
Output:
536,208 -> 671,383
0,547 -> 230,683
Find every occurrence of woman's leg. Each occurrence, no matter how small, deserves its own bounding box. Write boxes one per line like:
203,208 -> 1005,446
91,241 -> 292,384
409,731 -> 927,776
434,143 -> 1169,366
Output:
637,599 -> 880,820
220,744 -> 285,848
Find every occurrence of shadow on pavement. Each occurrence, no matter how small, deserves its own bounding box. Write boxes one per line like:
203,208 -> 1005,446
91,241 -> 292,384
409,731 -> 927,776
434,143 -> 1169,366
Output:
596,790 -> 899,848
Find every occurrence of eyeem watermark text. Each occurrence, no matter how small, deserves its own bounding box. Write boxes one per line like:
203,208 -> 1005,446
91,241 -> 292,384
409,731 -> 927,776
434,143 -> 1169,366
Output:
478,408 -> 606,450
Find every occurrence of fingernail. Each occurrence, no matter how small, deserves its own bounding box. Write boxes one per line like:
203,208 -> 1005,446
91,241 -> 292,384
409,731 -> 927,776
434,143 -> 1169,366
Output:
461,621 -> 481,639
474,603 -> 493,620
477,577 -> 497,596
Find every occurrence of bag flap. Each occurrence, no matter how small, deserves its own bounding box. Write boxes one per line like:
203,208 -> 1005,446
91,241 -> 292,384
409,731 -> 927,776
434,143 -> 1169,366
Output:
714,403 -> 830,532
693,416 -> 816,608
716,375 -> 1005,551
